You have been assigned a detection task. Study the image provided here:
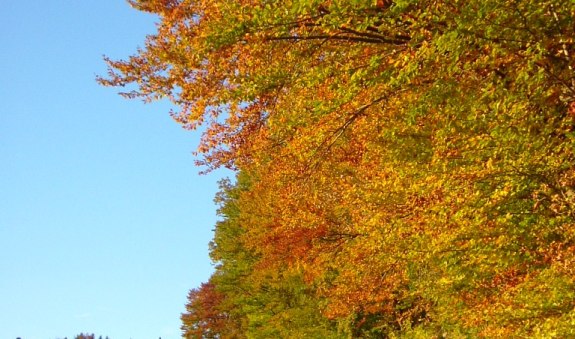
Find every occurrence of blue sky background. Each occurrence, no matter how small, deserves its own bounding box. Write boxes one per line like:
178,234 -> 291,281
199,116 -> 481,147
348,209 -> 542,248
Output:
0,2 -> 228,338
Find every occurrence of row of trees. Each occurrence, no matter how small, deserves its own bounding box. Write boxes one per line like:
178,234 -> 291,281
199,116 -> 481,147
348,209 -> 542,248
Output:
72,335 -> 108,339
101,0 -> 575,337
50,334 -> 109,339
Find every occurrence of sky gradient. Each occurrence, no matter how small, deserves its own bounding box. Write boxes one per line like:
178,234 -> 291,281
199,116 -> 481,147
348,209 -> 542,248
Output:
0,2 -> 227,338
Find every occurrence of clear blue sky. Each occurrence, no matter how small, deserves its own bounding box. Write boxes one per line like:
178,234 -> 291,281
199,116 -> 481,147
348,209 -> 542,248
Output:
0,2 -> 228,338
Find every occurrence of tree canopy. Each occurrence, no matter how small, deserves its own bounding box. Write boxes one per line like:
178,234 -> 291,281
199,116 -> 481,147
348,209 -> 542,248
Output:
100,0 -> 575,337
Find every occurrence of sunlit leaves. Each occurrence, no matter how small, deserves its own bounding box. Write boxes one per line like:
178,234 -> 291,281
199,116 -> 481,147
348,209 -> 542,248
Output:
102,0 -> 575,336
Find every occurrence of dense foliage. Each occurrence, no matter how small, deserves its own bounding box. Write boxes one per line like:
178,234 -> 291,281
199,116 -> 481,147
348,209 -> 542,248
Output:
100,0 -> 575,337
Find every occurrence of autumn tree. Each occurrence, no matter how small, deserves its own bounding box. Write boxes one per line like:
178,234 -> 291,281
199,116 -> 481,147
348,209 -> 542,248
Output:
102,0 -> 575,337
181,280 -> 238,338
182,173 -> 339,338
